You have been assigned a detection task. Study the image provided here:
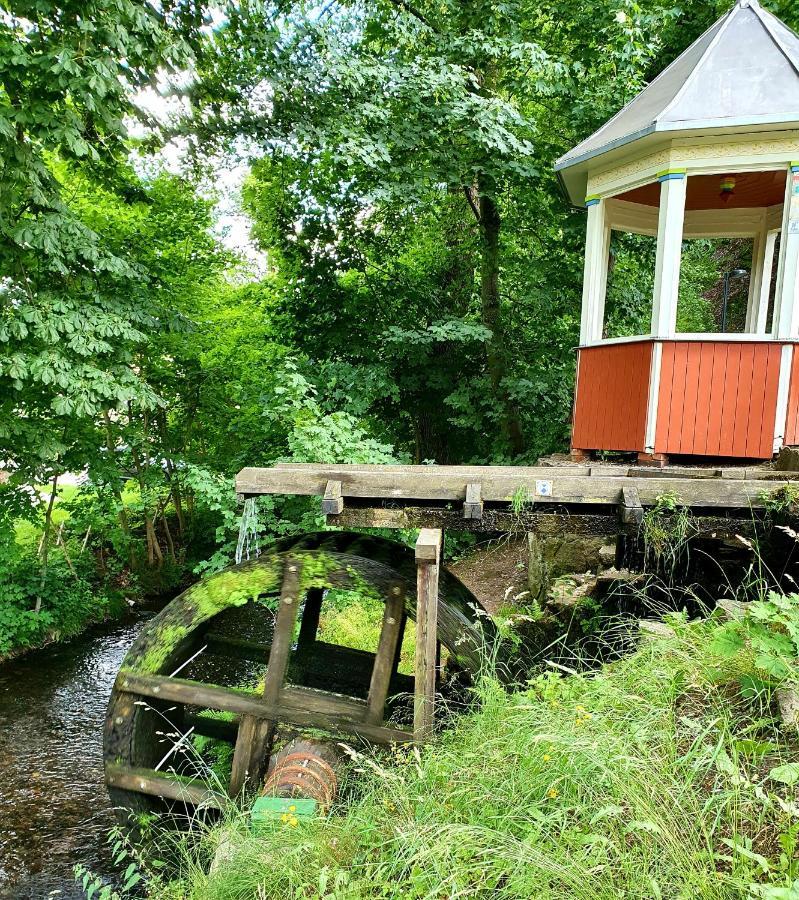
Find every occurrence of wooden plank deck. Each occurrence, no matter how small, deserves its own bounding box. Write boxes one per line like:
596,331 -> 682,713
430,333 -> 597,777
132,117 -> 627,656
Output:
236,462 -> 798,513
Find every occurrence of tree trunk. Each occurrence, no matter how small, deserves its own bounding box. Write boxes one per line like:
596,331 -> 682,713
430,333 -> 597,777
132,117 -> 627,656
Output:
36,473 -> 59,613
130,444 -> 163,568
159,411 -> 185,539
477,183 -> 524,455
103,411 -> 137,570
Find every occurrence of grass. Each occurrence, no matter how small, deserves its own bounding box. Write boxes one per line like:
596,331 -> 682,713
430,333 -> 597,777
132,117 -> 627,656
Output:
144,617 -> 799,899
317,588 -> 416,675
13,480 -> 140,548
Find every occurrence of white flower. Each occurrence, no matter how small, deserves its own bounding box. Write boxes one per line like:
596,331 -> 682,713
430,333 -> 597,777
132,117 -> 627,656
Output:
615,10 -> 628,23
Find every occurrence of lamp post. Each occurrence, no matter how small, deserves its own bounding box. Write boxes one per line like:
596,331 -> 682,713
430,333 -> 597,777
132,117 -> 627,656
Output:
721,268 -> 748,333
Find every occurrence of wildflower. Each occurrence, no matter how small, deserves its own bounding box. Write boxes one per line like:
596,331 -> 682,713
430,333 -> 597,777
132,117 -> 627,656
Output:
547,788 -> 559,799
289,805 -> 296,812
549,700 -> 560,709
543,753 -> 552,763
615,10 -> 627,23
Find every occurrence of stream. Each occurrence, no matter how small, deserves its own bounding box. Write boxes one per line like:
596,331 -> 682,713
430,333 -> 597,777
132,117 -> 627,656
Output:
0,609 -> 157,899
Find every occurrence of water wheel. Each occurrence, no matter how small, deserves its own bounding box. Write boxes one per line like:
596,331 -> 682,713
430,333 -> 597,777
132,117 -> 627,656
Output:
104,532 -> 494,818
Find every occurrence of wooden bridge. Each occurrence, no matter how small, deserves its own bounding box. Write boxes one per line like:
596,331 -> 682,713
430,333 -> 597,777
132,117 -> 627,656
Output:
236,461 -> 798,538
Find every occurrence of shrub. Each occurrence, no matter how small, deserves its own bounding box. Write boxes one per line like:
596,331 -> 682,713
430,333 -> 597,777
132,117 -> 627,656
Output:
0,517 -> 125,658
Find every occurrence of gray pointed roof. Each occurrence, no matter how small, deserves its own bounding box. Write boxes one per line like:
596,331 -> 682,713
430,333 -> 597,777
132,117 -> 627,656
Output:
556,0 -> 799,179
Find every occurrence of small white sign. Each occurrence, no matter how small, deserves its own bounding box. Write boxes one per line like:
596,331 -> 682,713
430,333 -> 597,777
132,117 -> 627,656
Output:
535,480 -> 553,497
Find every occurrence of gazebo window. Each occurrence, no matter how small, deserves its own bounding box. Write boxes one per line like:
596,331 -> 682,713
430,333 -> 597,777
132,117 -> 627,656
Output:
585,168 -> 788,344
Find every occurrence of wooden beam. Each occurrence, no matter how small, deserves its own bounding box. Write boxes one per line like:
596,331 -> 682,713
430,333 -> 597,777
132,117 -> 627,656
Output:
326,505 -> 758,538
236,464 -> 792,509
105,764 -> 226,809
619,485 -> 644,527
296,587 -> 324,650
415,529 -> 441,742
322,480 -> 344,515
230,557 -> 302,795
464,483 -> 484,519
229,717 -> 273,797
205,631 -> 413,695
116,672 -> 412,744
272,461 -> 798,482
264,558 -> 303,707
366,587 -> 406,725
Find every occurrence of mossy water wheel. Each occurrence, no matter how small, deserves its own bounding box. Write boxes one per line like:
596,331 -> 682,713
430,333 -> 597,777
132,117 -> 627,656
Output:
104,532 -> 493,818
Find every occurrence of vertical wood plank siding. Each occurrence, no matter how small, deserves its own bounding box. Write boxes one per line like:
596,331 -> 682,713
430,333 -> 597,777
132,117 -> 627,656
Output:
784,349 -> 799,446
655,342 -> 781,459
572,342 -> 652,452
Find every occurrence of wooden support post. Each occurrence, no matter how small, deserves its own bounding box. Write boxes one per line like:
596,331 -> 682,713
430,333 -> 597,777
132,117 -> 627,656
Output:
263,559 -> 303,707
391,614 -> 407,676
754,230 -> 779,334
414,528 -> 441,742
637,451 -> 668,469
619,485 -> 644,527
229,558 -> 302,796
365,587 -> 406,724
322,480 -> 344,515
464,483 -> 483,519
297,587 -> 324,651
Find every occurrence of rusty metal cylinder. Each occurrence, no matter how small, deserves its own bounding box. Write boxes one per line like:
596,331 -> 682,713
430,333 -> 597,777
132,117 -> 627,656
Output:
261,738 -> 342,809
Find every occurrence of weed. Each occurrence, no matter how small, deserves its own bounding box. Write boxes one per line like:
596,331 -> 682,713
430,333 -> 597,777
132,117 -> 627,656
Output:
641,492 -> 695,574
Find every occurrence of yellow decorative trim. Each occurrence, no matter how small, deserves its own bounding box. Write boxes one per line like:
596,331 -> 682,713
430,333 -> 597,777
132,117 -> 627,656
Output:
588,135 -> 799,196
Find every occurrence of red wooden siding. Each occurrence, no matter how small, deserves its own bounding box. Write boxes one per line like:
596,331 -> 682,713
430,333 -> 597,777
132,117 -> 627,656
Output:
655,341 -> 781,459
572,342 -> 652,452
784,348 -> 799,446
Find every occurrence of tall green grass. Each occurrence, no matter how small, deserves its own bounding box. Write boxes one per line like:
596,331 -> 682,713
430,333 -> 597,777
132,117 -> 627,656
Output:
150,619 -> 799,899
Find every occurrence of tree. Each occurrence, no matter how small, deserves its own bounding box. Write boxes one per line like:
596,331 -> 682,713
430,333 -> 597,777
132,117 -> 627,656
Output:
193,0 -> 682,460
0,1 -> 204,480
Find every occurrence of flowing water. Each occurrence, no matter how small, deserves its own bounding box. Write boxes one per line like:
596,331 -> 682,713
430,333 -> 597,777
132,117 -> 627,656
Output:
0,610 -> 158,899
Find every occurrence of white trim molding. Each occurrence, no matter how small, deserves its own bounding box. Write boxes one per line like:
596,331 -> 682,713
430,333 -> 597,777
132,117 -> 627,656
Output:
644,341 -> 663,454
774,343 -> 795,452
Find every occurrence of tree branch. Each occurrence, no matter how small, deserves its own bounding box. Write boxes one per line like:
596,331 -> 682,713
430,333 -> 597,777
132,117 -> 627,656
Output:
463,185 -> 481,223
384,0 -> 437,33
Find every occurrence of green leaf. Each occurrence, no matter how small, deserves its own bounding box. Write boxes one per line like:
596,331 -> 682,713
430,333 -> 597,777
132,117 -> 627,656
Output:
710,624 -> 745,657
768,763 -> 799,786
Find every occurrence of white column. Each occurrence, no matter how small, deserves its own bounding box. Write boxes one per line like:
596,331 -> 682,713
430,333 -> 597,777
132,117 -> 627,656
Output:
773,164 -> 799,339
651,171 -> 687,338
644,342 -> 663,454
774,344 -> 794,452
579,198 -> 610,345
753,230 -> 778,334
745,228 -> 765,332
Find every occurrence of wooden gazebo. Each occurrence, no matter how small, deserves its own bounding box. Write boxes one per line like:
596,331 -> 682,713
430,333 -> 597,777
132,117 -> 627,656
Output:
557,0 -> 799,465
